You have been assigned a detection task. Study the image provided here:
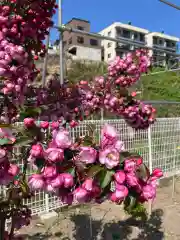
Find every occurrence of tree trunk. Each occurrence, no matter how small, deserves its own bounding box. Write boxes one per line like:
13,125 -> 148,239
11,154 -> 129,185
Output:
0,216 -> 6,240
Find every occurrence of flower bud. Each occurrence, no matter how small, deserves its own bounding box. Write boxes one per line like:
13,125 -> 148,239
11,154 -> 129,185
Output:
40,121 -> 49,129
109,185 -> 128,203
73,187 -> 90,203
24,118 -> 35,128
42,166 -> 57,179
8,164 -> 19,176
114,170 -> 126,184
30,144 -> 43,158
28,174 -> 44,191
60,173 -> 74,188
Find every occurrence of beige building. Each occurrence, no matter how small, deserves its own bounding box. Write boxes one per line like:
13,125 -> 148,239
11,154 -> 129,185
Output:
62,18 -> 102,61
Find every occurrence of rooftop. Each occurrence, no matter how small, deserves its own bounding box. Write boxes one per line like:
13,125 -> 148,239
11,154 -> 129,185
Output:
66,18 -> 90,25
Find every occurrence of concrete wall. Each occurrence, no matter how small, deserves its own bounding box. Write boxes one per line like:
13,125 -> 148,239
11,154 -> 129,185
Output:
75,46 -> 102,61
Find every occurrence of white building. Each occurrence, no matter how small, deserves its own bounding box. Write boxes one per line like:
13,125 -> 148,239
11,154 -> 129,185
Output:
99,22 -> 179,66
99,22 -> 149,62
146,32 -> 179,66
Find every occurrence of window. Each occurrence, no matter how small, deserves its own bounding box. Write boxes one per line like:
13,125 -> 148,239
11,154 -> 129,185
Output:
107,42 -> 112,48
77,36 -> 84,44
139,33 -> 145,42
108,53 -> 111,58
117,52 -> 124,58
90,39 -> 98,46
134,32 -> 138,40
159,38 -> 163,45
108,31 -> 111,36
69,38 -> 72,44
122,29 -> 130,38
68,47 -> 77,55
153,37 -> 158,45
171,42 -> 176,48
77,26 -> 84,31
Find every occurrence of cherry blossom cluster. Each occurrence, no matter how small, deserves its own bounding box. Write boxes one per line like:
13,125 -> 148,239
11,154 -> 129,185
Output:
0,0 -> 57,99
26,123 -> 162,205
0,128 -> 19,185
79,73 -> 156,129
108,49 -> 151,87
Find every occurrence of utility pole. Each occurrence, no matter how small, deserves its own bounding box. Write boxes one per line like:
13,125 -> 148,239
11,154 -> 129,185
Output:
58,0 -> 64,84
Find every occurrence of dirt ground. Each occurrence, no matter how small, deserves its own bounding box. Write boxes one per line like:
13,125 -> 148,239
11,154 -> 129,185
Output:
14,177 -> 180,240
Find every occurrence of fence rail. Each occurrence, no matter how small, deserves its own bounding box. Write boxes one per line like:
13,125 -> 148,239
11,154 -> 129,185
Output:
3,118 -> 180,216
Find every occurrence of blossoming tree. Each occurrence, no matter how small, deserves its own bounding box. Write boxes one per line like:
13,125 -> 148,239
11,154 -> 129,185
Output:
0,0 -> 163,239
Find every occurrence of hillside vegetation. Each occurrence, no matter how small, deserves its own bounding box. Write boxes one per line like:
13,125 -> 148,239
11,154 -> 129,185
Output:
37,57 -> 180,117
139,70 -> 180,117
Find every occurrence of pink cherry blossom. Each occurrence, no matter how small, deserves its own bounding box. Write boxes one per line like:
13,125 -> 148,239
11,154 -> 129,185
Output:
99,148 -> 119,169
28,174 -> 44,191
45,148 -> 64,163
54,129 -> 72,149
42,166 -> 57,179
114,170 -> 126,184
0,127 -> 16,143
140,184 -> 156,201
73,187 -> 90,203
124,159 -> 136,172
0,148 -> 7,163
30,144 -> 43,158
40,121 -> 49,129
50,175 -> 64,188
60,173 -> 74,188
8,164 -> 20,176
78,146 -> 97,164
23,118 -> 35,128
110,185 -> 128,203
126,173 -> 142,192
101,124 -> 118,149
151,168 -> 163,178
51,121 -> 60,129
114,140 -> 125,152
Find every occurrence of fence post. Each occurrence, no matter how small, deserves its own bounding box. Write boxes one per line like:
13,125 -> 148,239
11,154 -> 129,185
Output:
45,193 -> 49,213
172,142 -> 177,199
148,126 -> 153,217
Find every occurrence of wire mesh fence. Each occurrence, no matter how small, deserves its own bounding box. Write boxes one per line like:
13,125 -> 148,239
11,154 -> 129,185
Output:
1,118 -> 179,216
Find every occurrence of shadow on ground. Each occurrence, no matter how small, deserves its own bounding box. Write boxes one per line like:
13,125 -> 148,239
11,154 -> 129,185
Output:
15,209 -> 164,240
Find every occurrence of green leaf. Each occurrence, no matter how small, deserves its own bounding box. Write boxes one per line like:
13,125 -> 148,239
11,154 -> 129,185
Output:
98,169 -> 114,189
136,163 -> 150,181
66,167 -> 75,177
124,195 -> 147,220
13,136 -> 33,146
119,151 -> 141,163
86,165 -> 103,178
64,149 -> 79,161
82,135 -> 94,146
0,138 -> 13,146
124,195 -> 136,212
35,158 -> 45,170
19,107 -> 42,120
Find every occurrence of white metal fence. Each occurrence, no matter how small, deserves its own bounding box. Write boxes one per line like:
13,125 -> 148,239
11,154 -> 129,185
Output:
5,118 -> 180,216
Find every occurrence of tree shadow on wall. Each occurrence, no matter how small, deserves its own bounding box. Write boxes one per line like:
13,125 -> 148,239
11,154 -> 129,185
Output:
70,209 -> 164,240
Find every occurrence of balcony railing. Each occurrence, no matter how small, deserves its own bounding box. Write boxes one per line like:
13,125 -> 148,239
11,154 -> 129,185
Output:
153,43 -> 177,52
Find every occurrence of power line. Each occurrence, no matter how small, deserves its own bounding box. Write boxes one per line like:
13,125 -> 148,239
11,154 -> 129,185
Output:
159,0 -> 180,10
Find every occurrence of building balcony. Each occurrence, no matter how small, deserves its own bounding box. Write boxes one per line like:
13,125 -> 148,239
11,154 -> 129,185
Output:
153,43 -> 177,52
116,42 -> 131,50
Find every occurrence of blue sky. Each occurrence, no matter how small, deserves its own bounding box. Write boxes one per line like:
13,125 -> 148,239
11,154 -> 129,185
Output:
50,0 -> 180,43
